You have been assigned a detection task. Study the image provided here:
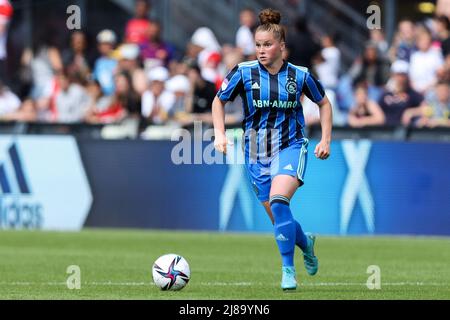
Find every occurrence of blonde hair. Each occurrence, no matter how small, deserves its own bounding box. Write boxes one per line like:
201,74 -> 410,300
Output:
256,8 -> 285,42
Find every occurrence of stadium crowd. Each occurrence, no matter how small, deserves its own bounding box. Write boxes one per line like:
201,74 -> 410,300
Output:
0,0 -> 449,139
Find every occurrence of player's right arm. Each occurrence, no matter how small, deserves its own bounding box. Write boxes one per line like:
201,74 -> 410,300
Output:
212,97 -> 230,154
213,65 -> 243,154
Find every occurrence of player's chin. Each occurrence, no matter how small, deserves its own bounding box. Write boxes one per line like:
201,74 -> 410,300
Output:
258,57 -> 268,64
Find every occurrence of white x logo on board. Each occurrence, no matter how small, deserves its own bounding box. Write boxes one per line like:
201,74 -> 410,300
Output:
340,140 -> 375,235
219,140 -> 253,231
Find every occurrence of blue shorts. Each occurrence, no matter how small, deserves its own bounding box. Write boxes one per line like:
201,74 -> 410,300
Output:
245,138 -> 309,202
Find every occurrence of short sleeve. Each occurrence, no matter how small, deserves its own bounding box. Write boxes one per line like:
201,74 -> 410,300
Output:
302,72 -> 325,103
217,65 -> 243,102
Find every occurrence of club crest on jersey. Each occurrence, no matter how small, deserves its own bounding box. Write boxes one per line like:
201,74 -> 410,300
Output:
285,78 -> 297,94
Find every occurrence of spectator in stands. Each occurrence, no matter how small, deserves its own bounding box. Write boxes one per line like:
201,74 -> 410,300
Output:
434,15 -> 450,57
190,27 -> 222,88
53,70 -> 91,123
436,0 -> 450,20
116,43 -> 147,96
19,31 -> 65,123
117,71 -> 141,117
167,58 -> 190,79
32,69 -> 60,122
0,98 -> 36,122
314,34 -> 341,91
85,71 -> 137,124
0,79 -> 21,119
379,60 -> 423,126
402,80 -> 450,127
178,49 -> 244,127
369,29 -> 389,59
409,27 -> 444,93
61,31 -> 92,84
348,83 -> 385,127
166,74 -> 192,125
389,19 -> 416,62
186,63 -> 216,123
21,31 -> 63,105
287,16 -> 321,69
235,8 -> 257,60
141,66 -> 174,125
163,61 -> 217,127
0,0 -> 12,84
350,43 -> 390,102
313,34 -> 343,125
125,0 -> 152,46
85,79 -> 113,118
139,20 -> 174,70
389,19 -> 417,62
436,53 -> 450,82
93,29 -> 118,96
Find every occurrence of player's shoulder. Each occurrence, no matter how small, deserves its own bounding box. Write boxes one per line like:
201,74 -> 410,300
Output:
287,62 -> 309,75
237,60 -> 259,70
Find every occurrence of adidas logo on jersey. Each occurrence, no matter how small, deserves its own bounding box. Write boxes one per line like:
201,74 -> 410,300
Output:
283,164 -> 294,171
251,82 -> 260,90
276,233 -> 289,241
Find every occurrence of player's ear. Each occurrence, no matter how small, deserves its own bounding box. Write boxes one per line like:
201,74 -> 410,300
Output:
280,41 -> 286,52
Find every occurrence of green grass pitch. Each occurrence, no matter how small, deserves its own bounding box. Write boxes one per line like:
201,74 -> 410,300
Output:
0,229 -> 449,299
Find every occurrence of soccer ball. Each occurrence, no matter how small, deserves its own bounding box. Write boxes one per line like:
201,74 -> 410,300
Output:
152,254 -> 190,291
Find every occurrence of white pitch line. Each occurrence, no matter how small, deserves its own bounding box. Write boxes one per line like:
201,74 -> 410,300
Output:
0,281 -> 449,287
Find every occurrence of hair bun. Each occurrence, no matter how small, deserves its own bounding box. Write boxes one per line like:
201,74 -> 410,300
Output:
259,8 -> 281,25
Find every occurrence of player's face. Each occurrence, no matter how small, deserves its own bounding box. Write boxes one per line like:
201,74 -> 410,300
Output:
255,31 -> 285,68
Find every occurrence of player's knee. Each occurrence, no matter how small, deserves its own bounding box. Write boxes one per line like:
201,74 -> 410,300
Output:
269,194 -> 290,207
270,175 -> 300,198
269,195 -> 291,221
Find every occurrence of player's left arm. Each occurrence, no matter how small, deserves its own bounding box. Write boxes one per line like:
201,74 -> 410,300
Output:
315,96 -> 332,160
302,72 -> 333,160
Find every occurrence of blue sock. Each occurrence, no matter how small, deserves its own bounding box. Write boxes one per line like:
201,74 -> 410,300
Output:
270,195 -> 296,267
295,220 -> 308,251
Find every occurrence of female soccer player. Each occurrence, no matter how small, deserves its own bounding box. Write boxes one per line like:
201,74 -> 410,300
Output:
212,8 -> 333,290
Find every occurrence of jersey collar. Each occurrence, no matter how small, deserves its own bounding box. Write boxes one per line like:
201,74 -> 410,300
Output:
258,60 -> 288,75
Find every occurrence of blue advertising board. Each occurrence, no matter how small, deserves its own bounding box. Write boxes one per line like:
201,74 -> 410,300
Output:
79,138 -> 450,236
0,135 -> 92,230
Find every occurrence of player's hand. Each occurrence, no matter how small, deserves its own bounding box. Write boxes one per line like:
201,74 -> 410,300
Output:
214,131 -> 233,154
314,140 -> 330,160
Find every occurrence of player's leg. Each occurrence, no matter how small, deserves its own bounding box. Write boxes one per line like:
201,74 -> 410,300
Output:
246,159 -> 299,289
269,142 -> 308,254
270,140 -> 318,279
269,174 -> 299,268
262,199 -> 307,251
268,174 -> 300,290
261,201 -> 274,224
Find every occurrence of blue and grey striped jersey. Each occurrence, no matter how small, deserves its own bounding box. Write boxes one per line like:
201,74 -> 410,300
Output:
217,60 -> 325,158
